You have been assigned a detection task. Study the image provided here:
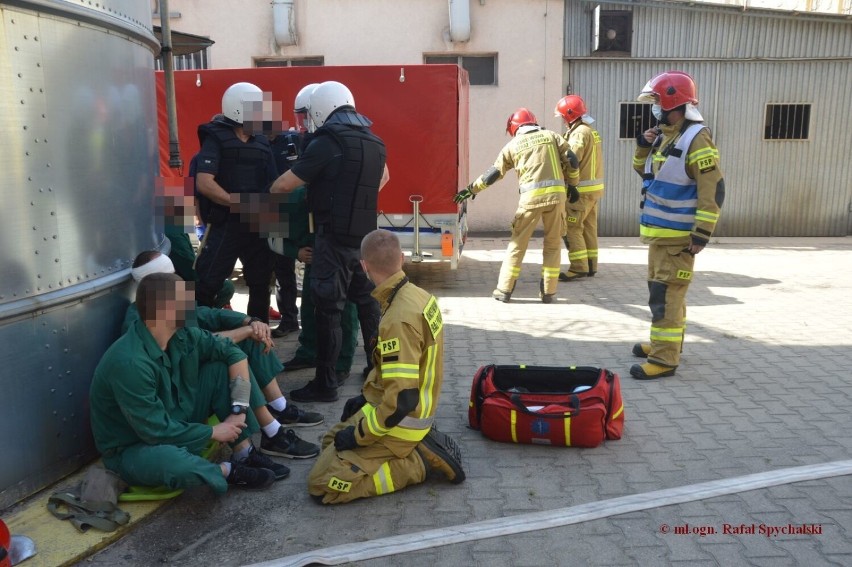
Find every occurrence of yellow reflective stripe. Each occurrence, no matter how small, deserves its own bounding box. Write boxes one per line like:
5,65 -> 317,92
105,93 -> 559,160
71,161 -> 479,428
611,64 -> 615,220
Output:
650,325 -> 684,342
564,413 -> 572,447
541,266 -> 561,277
695,209 -> 719,223
633,156 -> 646,167
639,225 -> 690,238
372,462 -> 394,495
525,185 -> 566,198
418,344 -> 437,418
686,147 -> 719,165
361,404 -> 390,436
508,266 -> 521,276
611,404 -> 624,420
380,362 -> 419,380
386,425 -> 430,442
548,140 -> 561,180
568,250 -> 589,261
510,410 -> 518,443
577,182 -> 604,193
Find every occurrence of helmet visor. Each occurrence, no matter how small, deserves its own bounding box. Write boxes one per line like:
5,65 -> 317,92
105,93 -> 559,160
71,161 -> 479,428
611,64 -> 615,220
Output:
293,111 -> 310,133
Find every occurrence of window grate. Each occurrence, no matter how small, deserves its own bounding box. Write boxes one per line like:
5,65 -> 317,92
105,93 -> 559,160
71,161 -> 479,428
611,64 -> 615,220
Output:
619,103 -> 654,140
764,104 -> 810,140
254,57 -> 324,68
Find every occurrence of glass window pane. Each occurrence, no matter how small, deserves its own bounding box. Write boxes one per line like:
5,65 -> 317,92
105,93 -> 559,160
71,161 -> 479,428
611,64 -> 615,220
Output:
462,56 -> 496,85
424,55 -> 458,65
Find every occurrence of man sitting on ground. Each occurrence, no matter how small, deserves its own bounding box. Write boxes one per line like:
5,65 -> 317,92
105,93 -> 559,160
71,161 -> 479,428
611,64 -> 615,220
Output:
126,251 -> 320,460
91,273 -> 285,491
308,230 -> 465,504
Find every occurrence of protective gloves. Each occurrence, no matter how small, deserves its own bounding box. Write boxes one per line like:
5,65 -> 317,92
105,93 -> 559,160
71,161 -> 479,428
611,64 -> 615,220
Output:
334,425 -> 359,451
340,394 -> 367,422
453,186 -> 475,204
565,149 -> 580,170
567,185 -> 580,204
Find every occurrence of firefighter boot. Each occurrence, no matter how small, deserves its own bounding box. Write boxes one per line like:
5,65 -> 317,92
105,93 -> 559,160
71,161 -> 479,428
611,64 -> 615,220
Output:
415,428 -> 466,484
492,282 -> 516,303
632,343 -> 651,358
630,362 -> 677,380
539,279 -> 555,304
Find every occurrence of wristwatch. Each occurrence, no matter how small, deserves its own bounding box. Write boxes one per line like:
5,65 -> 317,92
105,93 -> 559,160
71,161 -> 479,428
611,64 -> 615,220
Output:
231,404 -> 248,416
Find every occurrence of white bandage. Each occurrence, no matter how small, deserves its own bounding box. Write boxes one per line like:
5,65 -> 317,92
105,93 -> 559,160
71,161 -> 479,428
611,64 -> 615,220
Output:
131,254 -> 176,282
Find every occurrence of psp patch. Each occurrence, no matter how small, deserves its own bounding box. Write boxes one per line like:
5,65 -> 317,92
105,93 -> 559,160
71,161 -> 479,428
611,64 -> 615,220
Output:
423,296 -> 443,339
676,269 -> 693,280
328,476 -> 352,493
379,338 -> 400,355
697,157 -> 716,173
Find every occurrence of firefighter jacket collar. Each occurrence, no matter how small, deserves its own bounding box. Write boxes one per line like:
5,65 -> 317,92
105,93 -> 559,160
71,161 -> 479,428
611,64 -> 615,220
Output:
371,270 -> 408,311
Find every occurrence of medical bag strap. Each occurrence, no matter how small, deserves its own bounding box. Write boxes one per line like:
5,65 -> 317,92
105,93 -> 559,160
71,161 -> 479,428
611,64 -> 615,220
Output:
494,391 -> 581,419
603,368 -> 616,422
47,492 -> 130,533
474,365 -> 496,427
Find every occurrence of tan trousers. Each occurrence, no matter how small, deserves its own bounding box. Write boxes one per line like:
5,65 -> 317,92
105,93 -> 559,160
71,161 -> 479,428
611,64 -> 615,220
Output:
497,202 -> 566,295
564,192 -> 602,274
307,411 -> 426,504
646,243 -> 695,367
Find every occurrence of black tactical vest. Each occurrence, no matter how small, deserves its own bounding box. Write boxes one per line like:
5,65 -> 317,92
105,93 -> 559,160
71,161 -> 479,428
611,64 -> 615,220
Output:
309,123 -> 386,247
196,122 -> 272,225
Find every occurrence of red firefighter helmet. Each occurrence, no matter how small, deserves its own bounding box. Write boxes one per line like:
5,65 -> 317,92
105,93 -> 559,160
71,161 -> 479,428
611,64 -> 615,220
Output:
506,108 -> 537,136
637,71 -> 699,111
554,95 -> 587,124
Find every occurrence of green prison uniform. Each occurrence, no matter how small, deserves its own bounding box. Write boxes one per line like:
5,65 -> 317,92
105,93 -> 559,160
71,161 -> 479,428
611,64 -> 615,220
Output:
276,186 -> 358,372
165,225 -> 234,308
90,320 -> 262,494
123,303 -> 282,391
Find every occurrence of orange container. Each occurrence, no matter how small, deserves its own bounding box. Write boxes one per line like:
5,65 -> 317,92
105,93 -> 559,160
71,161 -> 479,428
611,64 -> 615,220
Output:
441,232 -> 453,256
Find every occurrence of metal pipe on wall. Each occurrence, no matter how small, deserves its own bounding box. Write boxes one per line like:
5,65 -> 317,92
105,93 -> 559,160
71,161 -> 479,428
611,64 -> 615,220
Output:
159,0 -> 182,169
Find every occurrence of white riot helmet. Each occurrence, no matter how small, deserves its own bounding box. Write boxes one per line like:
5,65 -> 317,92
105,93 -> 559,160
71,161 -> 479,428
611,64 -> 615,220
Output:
221,82 -> 263,124
293,83 -> 319,133
308,81 -> 355,129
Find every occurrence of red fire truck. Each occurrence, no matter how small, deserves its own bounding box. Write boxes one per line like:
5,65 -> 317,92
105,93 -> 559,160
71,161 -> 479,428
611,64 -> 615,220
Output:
156,64 -> 469,268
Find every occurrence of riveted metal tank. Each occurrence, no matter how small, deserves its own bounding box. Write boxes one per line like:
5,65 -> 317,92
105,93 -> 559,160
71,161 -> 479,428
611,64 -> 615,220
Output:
0,0 -> 160,508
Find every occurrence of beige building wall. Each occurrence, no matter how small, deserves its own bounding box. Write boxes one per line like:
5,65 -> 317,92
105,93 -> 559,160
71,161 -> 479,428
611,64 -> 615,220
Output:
154,0 -> 565,231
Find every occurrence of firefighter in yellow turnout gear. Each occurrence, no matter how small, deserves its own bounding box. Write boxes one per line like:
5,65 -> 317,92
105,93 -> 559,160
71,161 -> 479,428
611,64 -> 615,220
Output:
308,230 -> 464,504
454,108 -> 578,303
630,71 -> 725,380
555,95 -> 605,281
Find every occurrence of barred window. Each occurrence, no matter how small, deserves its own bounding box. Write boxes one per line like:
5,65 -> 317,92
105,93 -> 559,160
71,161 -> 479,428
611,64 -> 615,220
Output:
155,48 -> 209,71
619,103 -> 654,140
424,54 -> 497,86
764,104 -> 810,140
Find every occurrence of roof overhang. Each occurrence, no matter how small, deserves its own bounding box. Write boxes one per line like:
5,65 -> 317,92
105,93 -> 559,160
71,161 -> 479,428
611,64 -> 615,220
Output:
153,26 -> 214,57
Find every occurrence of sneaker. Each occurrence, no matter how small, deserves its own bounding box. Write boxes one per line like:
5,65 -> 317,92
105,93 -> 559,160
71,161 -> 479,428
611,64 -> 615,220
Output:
289,382 -> 339,403
226,462 -> 276,489
282,357 -> 317,372
271,323 -> 300,339
492,288 -> 512,303
558,271 -> 587,282
630,362 -> 677,381
632,343 -> 651,358
260,427 -> 320,459
335,371 -> 350,386
269,403 -> 324,427
415,427 -> 465,484
268,306 -> 282,322
234,446 -> 290,480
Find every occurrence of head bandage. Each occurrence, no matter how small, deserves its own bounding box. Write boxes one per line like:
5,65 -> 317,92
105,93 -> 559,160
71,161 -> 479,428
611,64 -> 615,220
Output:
131,253 -> 175,282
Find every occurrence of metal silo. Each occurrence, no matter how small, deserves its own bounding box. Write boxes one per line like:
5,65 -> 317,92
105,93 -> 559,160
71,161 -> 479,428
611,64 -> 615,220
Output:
0,0 -> 160,508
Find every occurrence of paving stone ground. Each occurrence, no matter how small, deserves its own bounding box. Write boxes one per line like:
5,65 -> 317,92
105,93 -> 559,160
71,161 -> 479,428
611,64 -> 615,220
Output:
83,235 -> 852,567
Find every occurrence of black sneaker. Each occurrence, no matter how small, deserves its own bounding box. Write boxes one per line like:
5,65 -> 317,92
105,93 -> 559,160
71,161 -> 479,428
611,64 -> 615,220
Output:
415,427 -> 465,484
260,427 -> 320,459
290,383 -> 339,403
282,357 -> 317,372
226,462 -> 276,489
269,403 -> 324,427
271,323 -> 300,339
234,446 -> 290,480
